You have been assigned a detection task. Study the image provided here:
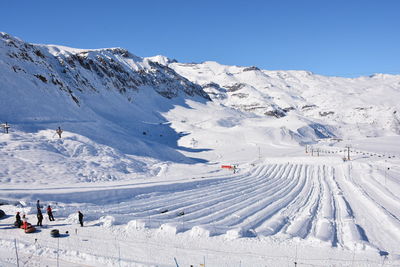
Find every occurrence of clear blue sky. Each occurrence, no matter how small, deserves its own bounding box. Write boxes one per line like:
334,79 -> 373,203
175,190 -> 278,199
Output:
1,0 -> 399,77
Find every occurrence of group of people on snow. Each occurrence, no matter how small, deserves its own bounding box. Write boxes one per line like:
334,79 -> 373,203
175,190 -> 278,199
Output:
14,200 -> 84,233
15,212 -> 32,231
36,200 -> 55,226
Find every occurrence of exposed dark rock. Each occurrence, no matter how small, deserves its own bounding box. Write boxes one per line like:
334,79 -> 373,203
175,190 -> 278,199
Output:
19,51 -> 34,62
231,93 -> 249,98
264,110 -> 286,118
34,74 -> 48,83
71,94 -> 79,105
283,107 -> 295,112
6,40 -> 18,48
12,65 -> 22,72
232,104 -> 265,112
202,82 -> 220,89
319,111 -> 334,116
225,83 -> 246,92
243,66 -> 260,72
34,50 -> 45,59
302,104 -> 317,110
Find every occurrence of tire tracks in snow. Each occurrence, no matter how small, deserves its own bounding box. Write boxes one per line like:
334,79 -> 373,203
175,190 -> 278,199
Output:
53,161 -> 400,254
335,163 -> 400,253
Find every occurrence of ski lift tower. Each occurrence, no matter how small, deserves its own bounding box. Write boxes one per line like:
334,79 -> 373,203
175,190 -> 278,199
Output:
345,145 -> 351,161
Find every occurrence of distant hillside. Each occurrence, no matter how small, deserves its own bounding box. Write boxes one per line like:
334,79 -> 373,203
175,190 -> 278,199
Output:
149,58 -> 400,139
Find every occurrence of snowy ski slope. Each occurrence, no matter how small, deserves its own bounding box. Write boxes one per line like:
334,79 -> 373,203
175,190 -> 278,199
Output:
0,33 -> 400,266
1,143 -> 400,266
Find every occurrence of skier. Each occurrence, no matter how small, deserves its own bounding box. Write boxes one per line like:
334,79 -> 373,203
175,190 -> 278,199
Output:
37,209 -> 43,226
56,126 -> 63,138
15,212 -> 22,228
78,211 -> 84,227
47,205 -> 55,221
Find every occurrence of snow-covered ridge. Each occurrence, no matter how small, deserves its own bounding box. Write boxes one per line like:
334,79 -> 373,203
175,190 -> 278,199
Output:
146,55 -> 177,66
0,32 -> 210,105
167,60 -> 400,138
0,32 -> 211,163
2,31 -> 400,142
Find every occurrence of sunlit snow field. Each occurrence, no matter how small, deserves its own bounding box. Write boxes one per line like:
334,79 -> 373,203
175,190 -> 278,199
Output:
1,106 -> 400,266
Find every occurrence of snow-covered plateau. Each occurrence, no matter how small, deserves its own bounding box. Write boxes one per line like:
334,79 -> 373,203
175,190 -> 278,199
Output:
0,32 -> 400,266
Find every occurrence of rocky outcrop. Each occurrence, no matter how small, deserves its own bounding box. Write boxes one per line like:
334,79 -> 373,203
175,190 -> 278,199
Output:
0,32 -> 210,106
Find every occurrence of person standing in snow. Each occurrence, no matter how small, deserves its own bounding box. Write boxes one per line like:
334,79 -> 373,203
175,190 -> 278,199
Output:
47,205 -> 55,221
233,165 -> 238,174
15,212 -> 22,228
3,122 -> 10,134
37,209 -> 43,226
78,211 -> 84,227
56,126 -> 63,138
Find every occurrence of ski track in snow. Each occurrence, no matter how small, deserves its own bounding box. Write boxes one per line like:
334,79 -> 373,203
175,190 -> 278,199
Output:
42,162 -> 399,253
2,161 -> 400,266
335,163 -> 400,252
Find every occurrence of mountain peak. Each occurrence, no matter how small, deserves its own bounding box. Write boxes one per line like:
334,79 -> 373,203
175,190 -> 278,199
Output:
146,55 -> 177,66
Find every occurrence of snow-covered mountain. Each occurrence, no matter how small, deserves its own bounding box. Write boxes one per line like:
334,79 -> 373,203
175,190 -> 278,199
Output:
2,31 -> 400,153
1,31 -> 400,178
2,33 -> 400,266
0,32 -> 212,164
150,57 -> 400,139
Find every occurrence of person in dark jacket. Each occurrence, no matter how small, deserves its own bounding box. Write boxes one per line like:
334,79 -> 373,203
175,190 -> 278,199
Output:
47,205 -> 55,221
3,122 -> 10,134
78,211 -> 84,227
37,209 -> 43,226
15,212 -> 22,228
36,200 -> 41,211
56,126 -> 63,138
